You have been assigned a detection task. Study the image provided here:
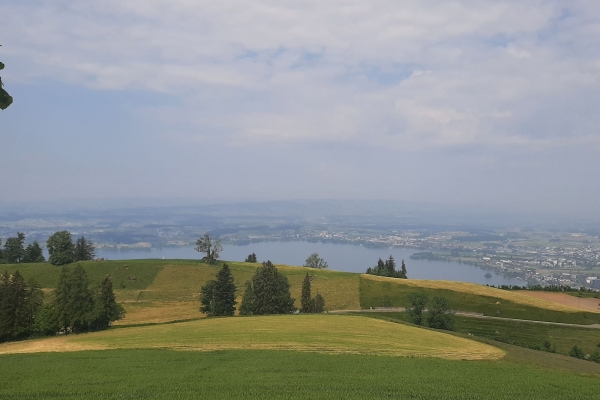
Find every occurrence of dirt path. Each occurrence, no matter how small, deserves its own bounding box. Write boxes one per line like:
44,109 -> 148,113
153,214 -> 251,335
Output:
517,292 -> 600,312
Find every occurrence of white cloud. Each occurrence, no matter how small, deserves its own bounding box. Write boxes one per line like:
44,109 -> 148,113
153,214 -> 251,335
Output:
2,0 -> 600,150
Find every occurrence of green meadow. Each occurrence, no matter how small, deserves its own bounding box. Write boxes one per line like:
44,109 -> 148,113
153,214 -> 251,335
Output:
2,258 -> 600,399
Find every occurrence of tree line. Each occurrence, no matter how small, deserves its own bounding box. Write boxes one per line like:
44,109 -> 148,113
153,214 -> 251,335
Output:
0,265 -> 123,342
0,231 -> 96,266
366,255 -> 407,278
200,261 -> 325,317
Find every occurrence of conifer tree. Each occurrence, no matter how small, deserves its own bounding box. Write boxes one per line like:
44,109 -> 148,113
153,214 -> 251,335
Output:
239,261 -> 295,315
91,276 -> 125,330
23,242 -> 45,263
200,264 -> 236,316
313,293 -> 325,313
301,273 -> 312,313
239,280 -> 256,315
245,253 -> 257,263
73,236 -> 96,262
400,260 -> 408,278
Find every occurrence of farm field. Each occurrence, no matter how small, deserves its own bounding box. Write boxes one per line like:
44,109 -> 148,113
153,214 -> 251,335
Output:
1,349 -> 599,399
366,312 -> 600,357
4,259 -> 598,325
0,314 -> 503,360
518,291 -> 600,312
360,274 -> 600,324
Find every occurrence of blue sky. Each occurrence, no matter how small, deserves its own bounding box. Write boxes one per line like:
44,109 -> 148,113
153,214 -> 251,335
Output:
1,1 -> 599,220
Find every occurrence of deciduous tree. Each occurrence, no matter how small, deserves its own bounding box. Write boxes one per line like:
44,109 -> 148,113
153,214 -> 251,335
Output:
3,233 -> 25,263
195,234 -> 223,265
426,296 -> 455,331
47,231 -> 75,266
407,292 -> 428,326
304,253 -> 328,269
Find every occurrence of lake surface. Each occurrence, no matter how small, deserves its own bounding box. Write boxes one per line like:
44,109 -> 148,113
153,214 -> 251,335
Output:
96,241 -> 522,286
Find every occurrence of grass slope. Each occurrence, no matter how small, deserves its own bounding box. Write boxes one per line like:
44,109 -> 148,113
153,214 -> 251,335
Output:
360,275 -> 600,324
0,315 -> 503,360
1,349 -> 599,399
368,312 -> 600,358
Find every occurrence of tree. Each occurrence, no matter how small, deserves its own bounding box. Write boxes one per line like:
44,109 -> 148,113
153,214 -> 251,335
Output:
0,58 -> 13,111
313,293 -> 325,313
384,255 -> 396,276
301,273 -> 312,313
195,234 -> 222,265
90,275 -> 125,330
426,296 -> 455,331
407,292 -> 428,325
23,242 -> 45,263
400,259 -> 408,278
0,270 -> 43,342
304,253 -> 328,269
54,264 -> 94,333
199,264 -> 237,316
245,253 -> 257,263
3,232 -> 25,263
239,261 -> 295,315
569,345 -> 585,359
73,236 -> 96,262
47,231 -> 75,266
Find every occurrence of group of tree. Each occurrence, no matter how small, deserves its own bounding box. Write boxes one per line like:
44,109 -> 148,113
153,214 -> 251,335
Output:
366,256 -> 407,278
406,292 -> 454,331
0,233 -> 45,264
304,253 -> 328,269
47,265 -> 124,333
195,234 -> 222,265
245,253 -> 257,263
300,273 -> 325,313
0,265 -> 123,342
0,271 -> 43,341
47,231 -> 95,266
200,261 -> 310,317
240,261 -> 296,315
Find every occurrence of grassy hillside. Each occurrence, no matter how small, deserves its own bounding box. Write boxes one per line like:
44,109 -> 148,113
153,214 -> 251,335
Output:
0,314 -> 503,360
360,275 -> 600,324
367,312 -> 600,357
1,349 -> 599,399
4,259 -> 598,325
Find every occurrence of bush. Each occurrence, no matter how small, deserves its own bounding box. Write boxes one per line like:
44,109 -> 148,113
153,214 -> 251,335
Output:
569,345 -> 585,359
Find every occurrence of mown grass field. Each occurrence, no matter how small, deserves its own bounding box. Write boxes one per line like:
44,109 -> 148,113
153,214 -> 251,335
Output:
0,315 -> 503,360
1,349 -> 599,400
367,312 -> 600,357
360,275 -> 600,324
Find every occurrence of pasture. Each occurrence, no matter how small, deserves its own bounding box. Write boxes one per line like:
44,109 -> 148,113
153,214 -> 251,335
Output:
0,314 -> 503,360
360,274 -> 600,324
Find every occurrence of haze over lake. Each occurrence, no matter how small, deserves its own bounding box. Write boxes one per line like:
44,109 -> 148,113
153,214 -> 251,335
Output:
96,241 -> 521,286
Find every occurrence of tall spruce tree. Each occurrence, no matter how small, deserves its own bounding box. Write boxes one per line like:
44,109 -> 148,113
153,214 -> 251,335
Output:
239,261 -> 295,315
239,280 -> 256,315
301,273 -> 312,313
73,236 -> 96,262
0,270 -> 43,341
400,260 -> 408,278
91,276 -> 125,330
313,293 -> 325,313
200,264 -> 237,316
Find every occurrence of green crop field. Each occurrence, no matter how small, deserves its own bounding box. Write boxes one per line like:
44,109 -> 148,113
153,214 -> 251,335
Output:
2,259 -> 600,398
1,349 -> 599,399
360,275 -> 600,324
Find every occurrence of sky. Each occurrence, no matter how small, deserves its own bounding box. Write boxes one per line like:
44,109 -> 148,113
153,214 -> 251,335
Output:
1,1 -> 599,220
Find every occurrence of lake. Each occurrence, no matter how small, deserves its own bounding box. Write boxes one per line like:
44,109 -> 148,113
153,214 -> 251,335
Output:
96,241 -> 522,286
